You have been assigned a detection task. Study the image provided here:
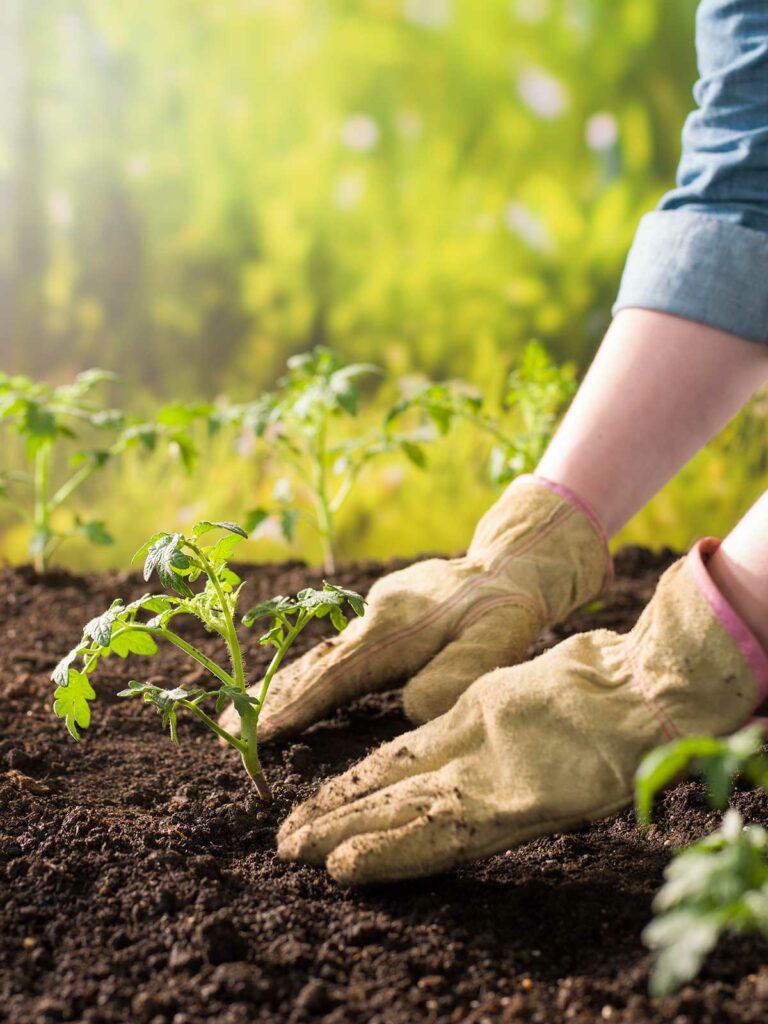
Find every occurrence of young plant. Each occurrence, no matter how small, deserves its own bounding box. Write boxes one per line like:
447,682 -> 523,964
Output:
51,520 -> 364,799
384,340 -> 576,486
635,725 -> 768,995
222,347 -> 468,572
643,810 -> 768,997
0,369 -> 202,573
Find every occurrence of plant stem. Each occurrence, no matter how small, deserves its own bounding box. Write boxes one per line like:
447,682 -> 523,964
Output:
33,443 -> 51,574
188,542 -> 246,689
313,417 -> 337,573
107,623 -> 237,688
239,716 -> 272,799
178,699 -> 247,754
49,461 -> 97,512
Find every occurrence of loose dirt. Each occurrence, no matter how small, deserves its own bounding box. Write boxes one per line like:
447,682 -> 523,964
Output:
2,549 -> 768,1024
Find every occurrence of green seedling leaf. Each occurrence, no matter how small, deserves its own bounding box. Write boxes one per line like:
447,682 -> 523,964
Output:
644,809 -> 768,996
192,520 -> 248,540
110,630 -> 159,657
52,647 -> 84,688
242,596 -> 295,626
75,517 -> 115,547
53,670 -> 96,740
244,507 -> 269,535
84,601 -> 125,647
205,532 -> 243,563
143,534 -> 194,597
635,726 -> 766,825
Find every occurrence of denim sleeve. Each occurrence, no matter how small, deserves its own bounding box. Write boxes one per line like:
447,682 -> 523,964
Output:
613,1 -> 768,343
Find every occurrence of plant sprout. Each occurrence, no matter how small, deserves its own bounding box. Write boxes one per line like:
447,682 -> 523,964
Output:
0,369 -> 202,573
222,343 -> 574,572
635,725 -> 768,994
221,347 -> 466,572
51,520 -> 364,799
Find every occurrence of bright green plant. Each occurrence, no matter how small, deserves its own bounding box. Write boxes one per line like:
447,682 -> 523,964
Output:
51,520 -> 364,799
635,725 -> 768,995
222,347 -> 472,572
224,342 -> 574,572
0,369 -> 202,573
385,340 -> 576,486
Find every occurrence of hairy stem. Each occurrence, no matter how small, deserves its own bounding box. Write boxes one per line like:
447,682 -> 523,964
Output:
188,542 -> 246,688
178,699 -> 247,754
239,716 -> 272,799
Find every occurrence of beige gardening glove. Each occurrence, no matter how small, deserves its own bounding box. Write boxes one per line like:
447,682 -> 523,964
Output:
220,474 -> 611,741
277,538 -> 768,884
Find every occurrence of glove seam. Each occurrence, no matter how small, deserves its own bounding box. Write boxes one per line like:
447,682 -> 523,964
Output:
315,504 -> 578,686
624,639 -> 683,741
457,592 -> 544,634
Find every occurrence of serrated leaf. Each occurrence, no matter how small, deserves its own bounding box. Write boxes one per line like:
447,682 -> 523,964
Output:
205,533 -> 242,562
144,534 -> 193,597
53,670 -> 96,740
84,601 -> 124,647
242,596 -> 294,626
110,630 -> 159,657
51,647 -> 83,687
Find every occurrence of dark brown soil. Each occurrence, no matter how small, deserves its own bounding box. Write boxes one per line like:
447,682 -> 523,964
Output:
2,548 -> 768,1024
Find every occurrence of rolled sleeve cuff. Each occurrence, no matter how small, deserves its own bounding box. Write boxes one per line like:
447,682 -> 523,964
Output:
612,210 -> 768,343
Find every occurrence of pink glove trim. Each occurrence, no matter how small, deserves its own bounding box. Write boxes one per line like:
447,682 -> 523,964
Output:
515,473 -> 614,590
688,537 -> 768,707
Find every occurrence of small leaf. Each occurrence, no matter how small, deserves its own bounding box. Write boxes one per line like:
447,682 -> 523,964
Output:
192,520 -> 248,540
84,601 -> 124,648
110,630 -> 159,657
53,670 -> 96,740
75,518 -> 115,547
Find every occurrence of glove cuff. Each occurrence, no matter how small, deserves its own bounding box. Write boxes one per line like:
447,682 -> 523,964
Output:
687,537 -> 768,709
521,473 -> 613,591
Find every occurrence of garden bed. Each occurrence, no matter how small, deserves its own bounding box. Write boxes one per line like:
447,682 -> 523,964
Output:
2,548 -> 768,1024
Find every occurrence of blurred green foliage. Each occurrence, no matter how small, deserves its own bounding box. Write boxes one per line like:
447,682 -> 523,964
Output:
1,0 -> 764,568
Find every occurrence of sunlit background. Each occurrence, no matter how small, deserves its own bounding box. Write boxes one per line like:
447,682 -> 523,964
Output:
1,0 -> 765,570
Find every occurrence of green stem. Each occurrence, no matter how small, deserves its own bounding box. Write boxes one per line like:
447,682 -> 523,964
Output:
107,623 -> 237,688
178,699 -> 247,754
188,542 -> 246,689
313,418 -> 336,574
49,462 -> 96,512
33,443 -> 51,574
239,716 -> 272,799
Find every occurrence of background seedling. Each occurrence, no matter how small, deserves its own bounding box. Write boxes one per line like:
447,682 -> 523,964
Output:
51,520 -> 364,798
635,725 -> 768,995
221,347 -> 473,572
0,369 -> 203,573
221,342 -> 573,572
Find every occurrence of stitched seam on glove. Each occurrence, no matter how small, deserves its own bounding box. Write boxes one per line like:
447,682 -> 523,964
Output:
457,593 -> 544,634
314,504 -> 579,686
625,639 -> 682,741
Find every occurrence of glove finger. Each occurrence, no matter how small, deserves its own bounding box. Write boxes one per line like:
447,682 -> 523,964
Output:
403,600 -> 538,724
277,773 -> 441,864
278,704 -> 483,839
325,800 -> 476,885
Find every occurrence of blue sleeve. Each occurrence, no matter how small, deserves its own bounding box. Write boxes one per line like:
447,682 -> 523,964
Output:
613,1 -> 768,342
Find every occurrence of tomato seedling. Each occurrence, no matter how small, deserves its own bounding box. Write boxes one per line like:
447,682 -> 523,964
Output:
51,520 -> 364,798
635,725 -> 768,994
221,347 -> 467,572
0,369 -> 202,573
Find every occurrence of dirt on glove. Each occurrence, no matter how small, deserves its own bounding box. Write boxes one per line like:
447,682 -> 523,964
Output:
2,548 -> 768,1024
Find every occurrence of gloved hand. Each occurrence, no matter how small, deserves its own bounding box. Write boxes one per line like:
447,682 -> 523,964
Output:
220,474 -> 610,741
277,538 -> 768,884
